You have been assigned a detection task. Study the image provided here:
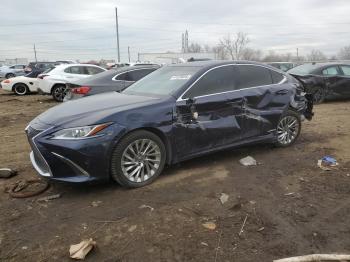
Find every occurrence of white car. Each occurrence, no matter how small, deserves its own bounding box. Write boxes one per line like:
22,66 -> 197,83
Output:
38,64 -> 106,101
0,74 -> 39,95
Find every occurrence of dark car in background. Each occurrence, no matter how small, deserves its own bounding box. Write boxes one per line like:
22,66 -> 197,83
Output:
26,61 -> 312,188
288,63 -> 350,103
24,62 -> 57,75
268,62 -> 297,72
64,65 -> 159,101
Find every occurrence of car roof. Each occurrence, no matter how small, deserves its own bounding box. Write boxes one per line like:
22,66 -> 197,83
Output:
54,63 -> 104,69
169,60 -> 279,71
113,65 -> 160,73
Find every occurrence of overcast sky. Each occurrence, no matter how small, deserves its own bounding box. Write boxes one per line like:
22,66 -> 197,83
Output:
1,0 -> 350,62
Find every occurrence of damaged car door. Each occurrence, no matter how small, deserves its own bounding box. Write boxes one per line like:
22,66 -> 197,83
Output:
174,65 -> 244,157
236,64 -> 292,139
336,65 -> 350,97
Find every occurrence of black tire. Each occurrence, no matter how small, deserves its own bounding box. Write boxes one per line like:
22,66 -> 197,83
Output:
13,83 -> 29,96
110,130 -> 166,188
6,73 -> 15,79
275,110 -> 301,147
313,88 -> 326,104
51,85 -> 66,102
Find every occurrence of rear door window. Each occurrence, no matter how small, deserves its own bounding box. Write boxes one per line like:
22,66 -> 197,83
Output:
64,66 -> 85,74
183,65 -> 238,98
238,65 -> 273,89
86,66 -> 104,75
270,70 -> 285,84
340,65 -> 350,76
322,66 -> 339,76
125,69 -> 155,81
114,72 -> 128,81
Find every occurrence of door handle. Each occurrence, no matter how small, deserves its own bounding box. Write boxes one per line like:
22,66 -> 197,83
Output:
275,89 -> 289,95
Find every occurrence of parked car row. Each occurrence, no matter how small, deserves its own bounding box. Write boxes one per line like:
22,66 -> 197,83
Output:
26,60 -> 313,188
1,60 -> 349,105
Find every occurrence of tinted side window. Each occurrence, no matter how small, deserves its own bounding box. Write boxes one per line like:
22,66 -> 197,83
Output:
238,65 -> 272,89
270,70 -> 285,84
126,69 -> 155,81
322,66 -> 338,76
86,66 -> 104,75
183,65 -> 237,98
115,72 -> 128,81
340,66 -> 350,76
65,66 -> 84,74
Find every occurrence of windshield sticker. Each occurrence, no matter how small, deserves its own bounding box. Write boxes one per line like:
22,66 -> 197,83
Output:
170,75 -> 192,80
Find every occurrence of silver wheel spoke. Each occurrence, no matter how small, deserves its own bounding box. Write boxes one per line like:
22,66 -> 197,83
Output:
277,115 -> 299,145
121,138 -> 161,183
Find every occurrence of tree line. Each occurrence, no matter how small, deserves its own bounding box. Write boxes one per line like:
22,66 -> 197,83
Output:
184,32 -> 350,62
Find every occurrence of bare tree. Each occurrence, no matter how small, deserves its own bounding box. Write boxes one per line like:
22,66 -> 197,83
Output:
338,45 -> 350,60
241,48 -> 262,61
203,44 -> 211,52
262,50 -> 282,62
212,44 -> 228,60
220,32 -> 250,60
187,43 -> 202,53
307,49 -> 327,61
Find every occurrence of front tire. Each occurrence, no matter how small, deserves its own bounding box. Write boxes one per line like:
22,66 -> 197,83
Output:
13,83 -> 29,95
275,110 -> 301,147
52,85 -> 67,102
110,130 -> 166,188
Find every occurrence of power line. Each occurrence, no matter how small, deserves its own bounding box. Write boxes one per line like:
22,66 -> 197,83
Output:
0,17 -> 113,27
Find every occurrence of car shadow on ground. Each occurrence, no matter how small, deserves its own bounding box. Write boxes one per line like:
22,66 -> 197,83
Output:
49,142 -> 275,195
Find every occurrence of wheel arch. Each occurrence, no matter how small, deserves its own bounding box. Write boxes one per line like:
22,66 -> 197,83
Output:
112,127 -> 172,166
12,82 -> 29,92
50,83 -> 66,94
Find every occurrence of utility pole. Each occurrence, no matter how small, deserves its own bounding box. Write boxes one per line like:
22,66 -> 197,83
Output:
34,44 -> 37,62
128,46 -> 130,62
296,48 -> 299,61
115,7 -> 120,63
185,30 -> 189,53
182,33 -> 184,53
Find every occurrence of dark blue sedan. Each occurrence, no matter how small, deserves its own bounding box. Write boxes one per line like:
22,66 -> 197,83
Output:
26,61 -> 313,188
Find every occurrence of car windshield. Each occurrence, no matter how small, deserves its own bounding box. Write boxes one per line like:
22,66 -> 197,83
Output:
288,64 -> 319,75
122,66 -> 200,96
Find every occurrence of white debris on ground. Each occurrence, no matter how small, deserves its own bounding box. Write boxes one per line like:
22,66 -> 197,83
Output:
239,156 -> 257,166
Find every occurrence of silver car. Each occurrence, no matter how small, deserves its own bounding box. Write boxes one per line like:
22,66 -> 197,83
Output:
0,64 -> 26,79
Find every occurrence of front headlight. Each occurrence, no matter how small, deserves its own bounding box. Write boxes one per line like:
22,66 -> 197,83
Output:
51,123 -> 112,140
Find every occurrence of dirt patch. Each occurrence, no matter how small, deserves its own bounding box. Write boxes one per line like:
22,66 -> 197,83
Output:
0,91 -> 349,261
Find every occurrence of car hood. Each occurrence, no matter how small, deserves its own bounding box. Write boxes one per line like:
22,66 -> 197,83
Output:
34,92 -> 161,127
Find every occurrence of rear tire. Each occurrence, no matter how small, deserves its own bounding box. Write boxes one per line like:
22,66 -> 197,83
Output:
275,110 -> 301,147
110,130 -> 166,188
13,83 -> 29,95
313,88 -> 326,104
52,85 -> 67,102
6,73 -> 15,79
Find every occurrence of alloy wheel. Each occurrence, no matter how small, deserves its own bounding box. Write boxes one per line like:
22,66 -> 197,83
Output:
14,84 -> 27,95
121,139 -> 161,183
53,86 -> 67,102
277,115 -> 300,145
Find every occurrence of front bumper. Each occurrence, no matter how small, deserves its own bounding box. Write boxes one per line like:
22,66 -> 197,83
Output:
26,123 -> 126,183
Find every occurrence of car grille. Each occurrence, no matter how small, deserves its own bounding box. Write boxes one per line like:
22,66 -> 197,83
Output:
26,126 -> 51,175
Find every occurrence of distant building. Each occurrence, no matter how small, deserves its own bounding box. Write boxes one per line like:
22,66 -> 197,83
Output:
138,52 -> 218,64
1,58 -> 28,65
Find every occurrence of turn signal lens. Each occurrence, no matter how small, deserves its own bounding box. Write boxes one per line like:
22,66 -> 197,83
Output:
3,79 -> 10,83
